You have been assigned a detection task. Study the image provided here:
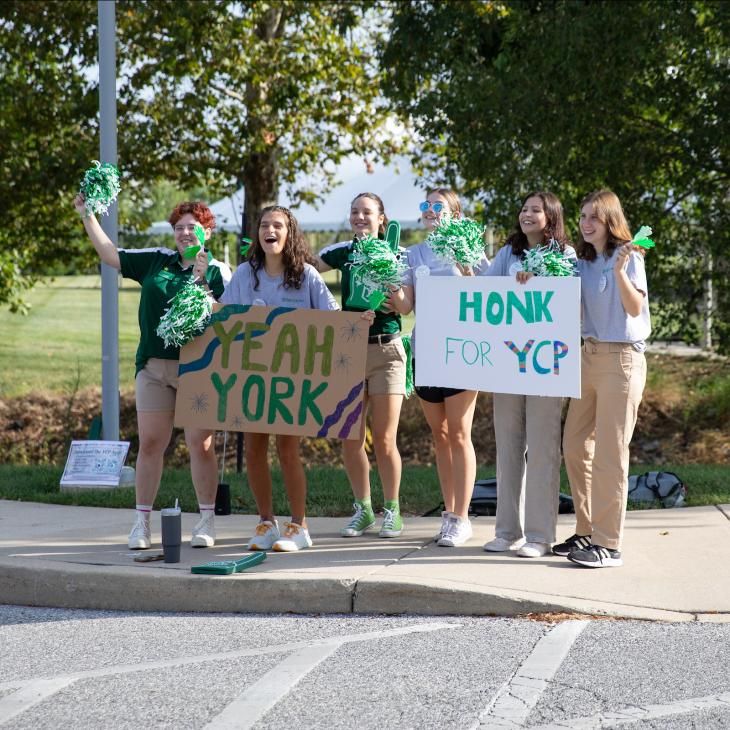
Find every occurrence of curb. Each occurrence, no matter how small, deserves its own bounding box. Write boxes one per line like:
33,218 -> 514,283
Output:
2,558 -> 723,622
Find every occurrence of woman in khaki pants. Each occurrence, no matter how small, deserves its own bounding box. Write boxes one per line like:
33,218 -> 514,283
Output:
556,190 -> 651,568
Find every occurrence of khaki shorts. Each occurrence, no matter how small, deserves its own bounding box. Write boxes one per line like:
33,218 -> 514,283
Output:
135,358 -> 179,412
365,338 -> 407,396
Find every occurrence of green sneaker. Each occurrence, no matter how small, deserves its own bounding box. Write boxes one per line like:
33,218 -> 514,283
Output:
341,500 -> 376,537
379,502 -> 403,538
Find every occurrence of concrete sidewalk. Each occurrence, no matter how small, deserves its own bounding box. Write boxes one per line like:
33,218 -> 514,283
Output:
0,500 -> 728,622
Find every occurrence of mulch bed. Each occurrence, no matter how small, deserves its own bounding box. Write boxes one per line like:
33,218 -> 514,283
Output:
1,388 -> 727,467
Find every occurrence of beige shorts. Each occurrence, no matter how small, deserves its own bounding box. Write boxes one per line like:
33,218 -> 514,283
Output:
365,338 -> 407,396
135,358 -> 179,412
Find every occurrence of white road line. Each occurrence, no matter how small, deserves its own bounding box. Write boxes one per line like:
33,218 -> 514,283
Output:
527,691 -> 730,729
0,622 -> 459,722
0,678 -> 76,726
204,643 -> 339,730
473,620 -> 590,729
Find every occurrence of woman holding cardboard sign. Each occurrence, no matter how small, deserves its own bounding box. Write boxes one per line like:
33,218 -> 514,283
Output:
315,193 -> 409,540
396,189 -> 490,547
220,205 -> 341,552
480,191 -> 575,558
73,195 -> 230,551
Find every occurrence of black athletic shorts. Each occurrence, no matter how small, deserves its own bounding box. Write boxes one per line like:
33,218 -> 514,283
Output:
412,359 -> 465,404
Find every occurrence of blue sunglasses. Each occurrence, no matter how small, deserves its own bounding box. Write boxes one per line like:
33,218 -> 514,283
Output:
419,201 -> 445,213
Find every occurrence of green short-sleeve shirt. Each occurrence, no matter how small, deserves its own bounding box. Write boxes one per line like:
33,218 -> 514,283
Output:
319,241 -> 401,337
118,247 -> 227,375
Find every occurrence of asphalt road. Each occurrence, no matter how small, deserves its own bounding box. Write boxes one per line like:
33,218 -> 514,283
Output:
1,605 -> 728,729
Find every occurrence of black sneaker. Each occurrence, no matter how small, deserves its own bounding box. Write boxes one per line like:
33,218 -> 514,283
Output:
552,533 -> 592,557
567,544 -> 623,568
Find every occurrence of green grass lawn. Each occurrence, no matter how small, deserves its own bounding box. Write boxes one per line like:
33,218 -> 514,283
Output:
0,463 -> 726,516
0,275 -> 414,397
0,275 -> 142,396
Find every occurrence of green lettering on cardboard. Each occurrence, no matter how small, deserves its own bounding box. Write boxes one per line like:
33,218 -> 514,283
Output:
211,372 -> 237,422
304,325 -> 333,376
486,291 -> 505,325
506,290 -> 535,325
533,291 -> 554,322
242,321 -> 269,372
298,379 -> 327,425
271,323 -> 300,374
459,291 -> 482,322
241,374 -> 265,421
268,377 -> 294,424
212,321 -> 242,368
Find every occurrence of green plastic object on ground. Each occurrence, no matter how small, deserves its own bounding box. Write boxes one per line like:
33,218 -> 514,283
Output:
191,552 -> 266,575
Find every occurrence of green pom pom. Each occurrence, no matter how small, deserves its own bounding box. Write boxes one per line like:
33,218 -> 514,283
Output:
79,160 -> 121,217
518,241 -> 575,277
347,234 -> 407,291
632,225 -> 655,249
426,216 -> 486,267
156,280 -> 213,348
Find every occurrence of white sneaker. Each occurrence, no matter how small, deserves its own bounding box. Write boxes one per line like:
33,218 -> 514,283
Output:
128,515 -> 151,550
247,520 -> 280,551
272,522 -> 313,552
438,516 -> 472,547
434,511 -> 451,542
483,536 -> 526,552
517,541 -> 550,558
191,512 -> 215,548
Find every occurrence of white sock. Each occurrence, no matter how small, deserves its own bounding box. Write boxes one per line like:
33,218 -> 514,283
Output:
135,505 -> 152,521
199,504 -> 215,515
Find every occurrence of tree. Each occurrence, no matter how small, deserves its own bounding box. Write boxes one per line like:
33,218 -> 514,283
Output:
383,0 -> 730,350
0,0 -> 399,309
117,0 -> 398,249
0,1 -> 99,311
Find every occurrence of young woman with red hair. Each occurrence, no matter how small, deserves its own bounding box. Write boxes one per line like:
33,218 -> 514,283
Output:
73,195 -> 231,550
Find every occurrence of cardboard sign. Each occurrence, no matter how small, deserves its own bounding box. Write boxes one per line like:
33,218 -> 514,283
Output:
415,276 -> 581,397
60,440 -> 130,487
175,305 -> 369,438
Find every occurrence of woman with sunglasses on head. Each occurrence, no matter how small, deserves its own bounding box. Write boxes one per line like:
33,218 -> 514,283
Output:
395,189 -> 489,547
556,190 -> 650,568
315,193 -> 408,539
73,194 -> 231,551
480,191 -> 575,558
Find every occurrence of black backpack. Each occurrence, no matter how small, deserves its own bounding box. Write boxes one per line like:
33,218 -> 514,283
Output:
469,478 -> 575,516
627,471 -> 687,508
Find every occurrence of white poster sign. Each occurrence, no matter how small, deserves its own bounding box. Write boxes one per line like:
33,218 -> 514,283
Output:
60,440 -> 130,487
415,276 -> 581,398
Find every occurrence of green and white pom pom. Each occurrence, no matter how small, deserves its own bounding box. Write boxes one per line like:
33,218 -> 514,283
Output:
426,215 -> 486,268
632,225 -> 655,249
79,160 -> 121,217
517,240 -> 576,278
347,234 -> 407,291
156,280 -> 213,348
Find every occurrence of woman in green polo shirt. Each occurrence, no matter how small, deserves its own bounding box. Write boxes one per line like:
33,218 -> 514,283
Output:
316,192 -> 408,539
74,195 -> 231,551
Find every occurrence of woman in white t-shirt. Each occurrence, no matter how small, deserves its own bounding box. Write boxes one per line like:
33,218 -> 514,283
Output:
555,190 -> 650,568
220,206 -> 339,553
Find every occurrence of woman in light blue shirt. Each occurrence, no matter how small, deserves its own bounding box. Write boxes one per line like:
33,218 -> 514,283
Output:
480,191 -> 575,558
556,190 -> 650,568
